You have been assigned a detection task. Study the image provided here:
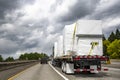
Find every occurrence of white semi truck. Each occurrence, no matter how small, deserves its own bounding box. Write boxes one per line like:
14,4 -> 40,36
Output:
52,20 -> 110,74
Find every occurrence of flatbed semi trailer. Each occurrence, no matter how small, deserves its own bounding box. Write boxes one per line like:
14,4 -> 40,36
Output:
52,20 -> 110,74
53,55 -> 110,74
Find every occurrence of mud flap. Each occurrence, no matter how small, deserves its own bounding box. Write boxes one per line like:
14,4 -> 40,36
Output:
65,63 -> 74,74
90,65 -> 98,73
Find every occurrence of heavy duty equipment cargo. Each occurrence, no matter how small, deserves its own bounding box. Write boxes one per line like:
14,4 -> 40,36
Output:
57,36 -> 63,57
52,20 -> 110,74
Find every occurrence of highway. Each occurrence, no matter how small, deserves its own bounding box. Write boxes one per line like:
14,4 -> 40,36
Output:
9,63 -> 64,80
0,61 -> 120,80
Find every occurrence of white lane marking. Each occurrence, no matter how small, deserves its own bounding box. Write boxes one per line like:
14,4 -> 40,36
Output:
49,62 -> 69,80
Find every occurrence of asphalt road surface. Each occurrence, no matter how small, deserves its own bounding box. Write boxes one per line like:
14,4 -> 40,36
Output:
10,63 -> 64,80
1,61 -> 120,80
0,62 -> 37,80
102,61 -> 120,69
6,61 -> 120,80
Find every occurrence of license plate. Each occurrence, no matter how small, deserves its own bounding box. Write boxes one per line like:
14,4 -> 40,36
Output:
90,65 -> 97,69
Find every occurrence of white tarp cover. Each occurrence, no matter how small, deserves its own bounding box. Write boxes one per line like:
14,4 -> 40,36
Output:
76,37 -> 103,55
57,36 -> 63,57
63,23 -> 76,55
76,20 -> 102,35
54,42 -> 58,58
63,20 -> 103,56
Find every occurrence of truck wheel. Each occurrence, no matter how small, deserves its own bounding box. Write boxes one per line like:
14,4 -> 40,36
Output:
62,62 -> 64,72
62,62 -> 66,73
65,63 -> 74,74
64,62 -> 66,73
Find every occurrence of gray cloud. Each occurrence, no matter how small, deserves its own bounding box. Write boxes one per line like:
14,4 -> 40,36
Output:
0,38 -> 18,54
87,0 -> 120,19
56,0 -> 99,23
0,0 -> 19,18
0,0 -> 35,24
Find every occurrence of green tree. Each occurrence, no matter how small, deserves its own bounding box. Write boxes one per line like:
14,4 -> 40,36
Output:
0,55 -> 3,62
19,52 -> 49,60
103,40 -> 110,46
115,29 -> 120,40
110,53 -> 119,59
108,32 -> 116,42
19,54 -> 26,60
107,40 -> 120,59
40,53 -> 49,58
5,57 -> 14,62
103,40 -> 110,56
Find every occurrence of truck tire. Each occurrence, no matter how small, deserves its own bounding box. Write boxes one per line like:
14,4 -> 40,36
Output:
65,63 -> 74,74
62,62 -> 66,73
62,62 -> 64,72
64,62 -> 66,73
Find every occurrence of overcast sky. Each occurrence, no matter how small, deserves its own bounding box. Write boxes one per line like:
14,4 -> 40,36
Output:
0,0 -> 120,59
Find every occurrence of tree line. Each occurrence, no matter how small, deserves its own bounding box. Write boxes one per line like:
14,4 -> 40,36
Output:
19,52 -> 48,60
103,29 -> 120,59
0,52 -> 48,62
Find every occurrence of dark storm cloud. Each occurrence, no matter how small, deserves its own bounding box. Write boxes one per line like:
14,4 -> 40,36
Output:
0,0 -> 35,21
89,0 -> 120,19
22,40 -> 39,49
0,39 -> 19,54
0,23 -> 38,55
103,4 -> 120,18
0,0 -> 19,18
56,0 -> 99,23
0,28 -> 39,55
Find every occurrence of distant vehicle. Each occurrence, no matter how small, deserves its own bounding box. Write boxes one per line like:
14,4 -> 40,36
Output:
40,58 -> 48,64
52,20 -> 110,74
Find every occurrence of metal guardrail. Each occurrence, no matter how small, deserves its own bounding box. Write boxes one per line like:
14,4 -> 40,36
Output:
0,60 -> 37,64
0,60 -> 38,71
